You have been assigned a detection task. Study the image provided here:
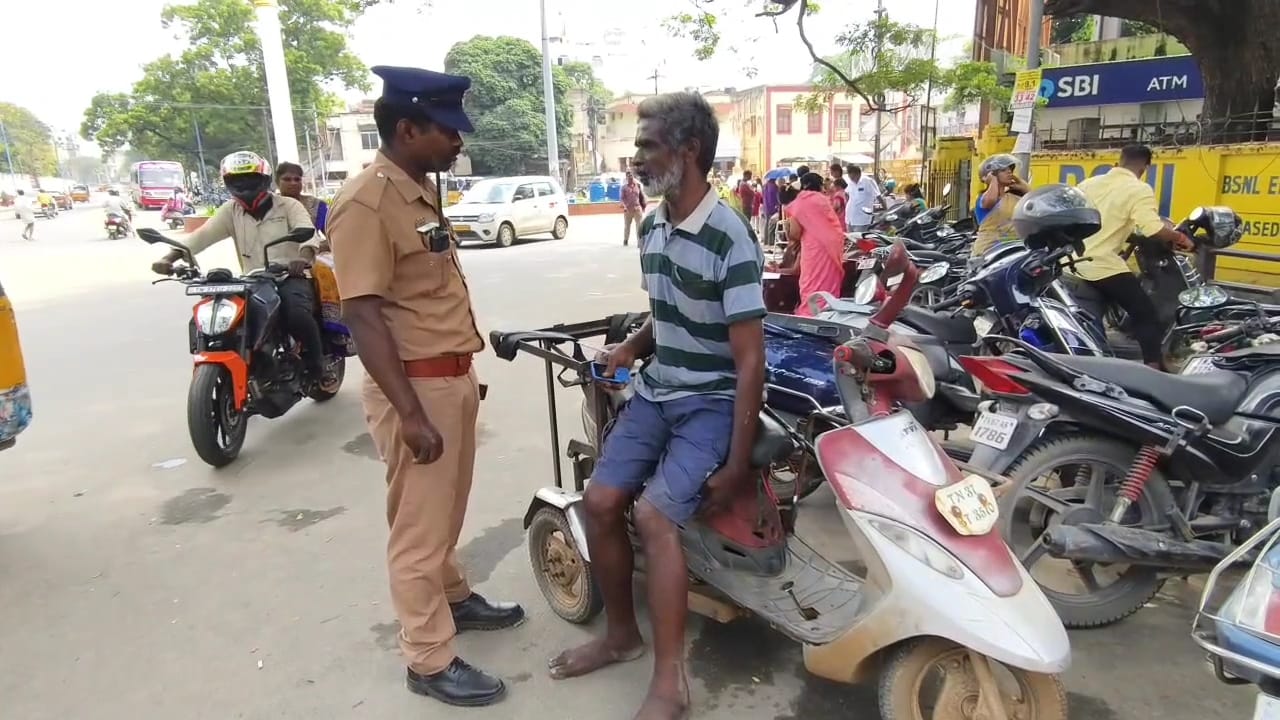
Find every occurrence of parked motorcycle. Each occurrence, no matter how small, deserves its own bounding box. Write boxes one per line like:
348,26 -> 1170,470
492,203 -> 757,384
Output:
492,242 -> 1071,719
105,213 -> 129,240
138,227 -> 354,467
1192,514 -> 1280,719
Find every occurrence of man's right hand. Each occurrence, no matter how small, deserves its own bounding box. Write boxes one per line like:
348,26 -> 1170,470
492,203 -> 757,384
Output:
151,259 -> 175,276
597,343 -> 637,385
402,411 -> 444,464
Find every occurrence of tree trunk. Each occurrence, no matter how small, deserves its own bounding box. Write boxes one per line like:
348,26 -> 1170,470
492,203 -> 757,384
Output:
1045,0 -> 1280,141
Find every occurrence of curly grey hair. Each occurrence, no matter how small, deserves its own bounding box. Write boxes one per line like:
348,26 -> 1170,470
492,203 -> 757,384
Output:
636,92 -> 720,175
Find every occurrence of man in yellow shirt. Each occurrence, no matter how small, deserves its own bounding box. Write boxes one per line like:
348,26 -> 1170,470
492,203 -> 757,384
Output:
1070,144 -> 1192,369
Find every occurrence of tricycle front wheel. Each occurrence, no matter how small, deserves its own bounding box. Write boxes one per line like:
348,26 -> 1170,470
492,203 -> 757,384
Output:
528,507 -> 603,625
878,638 -> 1067,720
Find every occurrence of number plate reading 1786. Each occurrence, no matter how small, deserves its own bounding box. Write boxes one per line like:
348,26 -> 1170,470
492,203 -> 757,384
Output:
856,257 -> 877,270
970,411 -> 1018,450
935,474 -> 1000,536
185,283 -> 248,296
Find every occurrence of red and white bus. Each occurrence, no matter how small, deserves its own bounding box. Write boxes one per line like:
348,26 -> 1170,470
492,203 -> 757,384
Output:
130,161 -> 185,210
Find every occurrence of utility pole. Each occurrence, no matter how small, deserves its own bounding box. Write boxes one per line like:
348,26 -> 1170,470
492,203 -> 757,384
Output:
871,0 -> 886,180
538,0 -> 561,182
193,115 -> 208,190
0,120 -> 14,184
251,0 -> 300,162
920,0 -> 940,185
1014,0 -> 1046,179
647,67 -> 662,95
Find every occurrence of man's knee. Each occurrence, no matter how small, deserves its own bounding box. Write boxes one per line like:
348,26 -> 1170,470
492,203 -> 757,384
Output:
583,483 -> 630,528
632,498 -> 677,541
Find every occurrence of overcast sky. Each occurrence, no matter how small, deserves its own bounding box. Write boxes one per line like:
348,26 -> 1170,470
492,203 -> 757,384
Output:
0,0 -> 975,151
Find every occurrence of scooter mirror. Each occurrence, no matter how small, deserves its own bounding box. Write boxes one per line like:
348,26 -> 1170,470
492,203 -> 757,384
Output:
1188,206 -> 1205,222
136,228 -> 165,244
942,183 -> 953,196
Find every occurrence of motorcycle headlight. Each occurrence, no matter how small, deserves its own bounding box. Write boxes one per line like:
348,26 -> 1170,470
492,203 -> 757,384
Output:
477,213 -> 495,223
854,273 -> 878,304
919,262 -> 950,284
194,298 -> 240,335
864,516 -> 965,580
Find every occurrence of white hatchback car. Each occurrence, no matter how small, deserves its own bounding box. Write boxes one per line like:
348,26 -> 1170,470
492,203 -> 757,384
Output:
443,175 -> 570,247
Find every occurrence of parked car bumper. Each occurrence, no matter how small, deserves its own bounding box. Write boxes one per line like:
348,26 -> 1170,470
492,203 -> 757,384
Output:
450,220 -> 502,243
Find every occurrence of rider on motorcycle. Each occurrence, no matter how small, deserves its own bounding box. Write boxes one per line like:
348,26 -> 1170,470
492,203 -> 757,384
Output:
103,188 -> 133,233
149,151 -> 330,384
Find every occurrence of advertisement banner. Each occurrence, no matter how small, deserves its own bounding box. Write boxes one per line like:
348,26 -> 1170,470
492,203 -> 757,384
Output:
1037,55 -> 1203,108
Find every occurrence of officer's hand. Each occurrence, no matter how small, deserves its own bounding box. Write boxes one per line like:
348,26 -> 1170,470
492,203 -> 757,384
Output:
402,412 -> 444,464
287,258 -> 311,277
151,259 -> 175,276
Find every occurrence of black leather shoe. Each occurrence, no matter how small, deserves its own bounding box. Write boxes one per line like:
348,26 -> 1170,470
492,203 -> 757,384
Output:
406,658 -> 506,706
450,593 -> 526,632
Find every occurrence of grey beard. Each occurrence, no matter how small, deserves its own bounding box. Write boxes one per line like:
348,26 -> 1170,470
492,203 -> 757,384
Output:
642,164 -> 684,200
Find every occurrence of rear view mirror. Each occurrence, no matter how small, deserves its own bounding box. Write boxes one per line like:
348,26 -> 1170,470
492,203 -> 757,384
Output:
136,228 -> 165,244
942,183 -> 953,196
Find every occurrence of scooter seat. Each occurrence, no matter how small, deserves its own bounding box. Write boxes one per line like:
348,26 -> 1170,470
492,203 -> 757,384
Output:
1052,355 -> 1248,425
897,306 -> 978,345
751,412 -> 796,468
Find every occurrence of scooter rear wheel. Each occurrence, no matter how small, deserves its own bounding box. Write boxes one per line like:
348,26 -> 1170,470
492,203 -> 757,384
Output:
878,638 -> 1067,720
529,507 -> 603,625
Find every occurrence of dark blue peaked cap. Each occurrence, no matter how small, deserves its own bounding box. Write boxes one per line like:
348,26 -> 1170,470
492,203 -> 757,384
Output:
371,65 -> 474,133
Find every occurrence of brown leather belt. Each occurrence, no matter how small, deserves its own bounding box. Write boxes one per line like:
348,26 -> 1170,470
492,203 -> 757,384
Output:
404,354 -> 472,378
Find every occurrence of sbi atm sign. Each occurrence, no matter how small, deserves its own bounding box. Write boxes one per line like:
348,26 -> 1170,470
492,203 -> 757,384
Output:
1038,55 -> 1204,108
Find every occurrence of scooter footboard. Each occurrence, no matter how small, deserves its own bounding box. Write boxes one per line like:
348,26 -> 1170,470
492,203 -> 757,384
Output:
686,534 -> 867,646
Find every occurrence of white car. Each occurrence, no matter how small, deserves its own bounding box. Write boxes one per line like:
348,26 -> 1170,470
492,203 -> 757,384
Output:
444,175 -> 569,247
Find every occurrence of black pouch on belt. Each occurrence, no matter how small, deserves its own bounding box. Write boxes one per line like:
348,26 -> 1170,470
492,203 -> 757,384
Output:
478,383 -> 489,401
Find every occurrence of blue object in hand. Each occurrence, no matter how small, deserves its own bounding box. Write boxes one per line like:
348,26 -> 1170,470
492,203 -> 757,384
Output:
591,362 -> 631,384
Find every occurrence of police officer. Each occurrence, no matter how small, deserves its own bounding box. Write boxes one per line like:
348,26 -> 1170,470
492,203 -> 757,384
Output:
327,66 -> 524,707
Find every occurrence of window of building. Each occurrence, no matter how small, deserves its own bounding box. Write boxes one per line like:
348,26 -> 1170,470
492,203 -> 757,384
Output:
808,111 -> 822,134
357,124 -> 380,150
776,106 -> 792,134
834,106 -> 852,141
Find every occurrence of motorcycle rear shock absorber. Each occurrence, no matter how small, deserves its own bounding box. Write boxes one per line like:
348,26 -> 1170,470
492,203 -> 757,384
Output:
1109,444 -> 1162,523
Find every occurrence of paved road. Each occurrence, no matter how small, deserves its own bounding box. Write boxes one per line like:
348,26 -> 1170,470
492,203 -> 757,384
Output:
0,206 -> 1255,719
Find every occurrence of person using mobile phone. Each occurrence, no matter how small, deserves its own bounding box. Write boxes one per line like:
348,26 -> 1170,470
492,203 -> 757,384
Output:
971,153 -> 1030,258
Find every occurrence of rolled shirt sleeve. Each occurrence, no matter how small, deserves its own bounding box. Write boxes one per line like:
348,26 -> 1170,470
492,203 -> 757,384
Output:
1130,185 -> 1168,238
328,200 -> 395,301
719,236 -> 767,324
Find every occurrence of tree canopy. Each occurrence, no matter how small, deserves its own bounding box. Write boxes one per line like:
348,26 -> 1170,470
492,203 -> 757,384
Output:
443,35 -> 590,176
80,0 -> 370,177
0,103 -> 58,177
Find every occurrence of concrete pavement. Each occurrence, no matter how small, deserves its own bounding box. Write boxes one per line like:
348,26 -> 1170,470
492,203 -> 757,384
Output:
0,206 -> 1255,719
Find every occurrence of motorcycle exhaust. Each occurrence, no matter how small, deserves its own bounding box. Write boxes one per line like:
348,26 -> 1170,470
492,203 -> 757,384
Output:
1041,523 -> 1246,572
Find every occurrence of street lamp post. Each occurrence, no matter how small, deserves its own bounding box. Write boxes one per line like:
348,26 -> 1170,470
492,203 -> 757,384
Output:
1014,0 -> 1046,179
539,0 -> 561,182
251,0 -> 300,163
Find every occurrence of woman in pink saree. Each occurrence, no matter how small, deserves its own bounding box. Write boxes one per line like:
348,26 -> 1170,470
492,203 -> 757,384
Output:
775,173 -> 846,316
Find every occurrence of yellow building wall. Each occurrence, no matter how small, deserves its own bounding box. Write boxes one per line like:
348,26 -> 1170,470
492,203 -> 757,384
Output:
966,132 -> 1280,289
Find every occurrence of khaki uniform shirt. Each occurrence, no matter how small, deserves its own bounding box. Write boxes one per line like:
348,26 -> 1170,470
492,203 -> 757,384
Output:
182,196 -> 318,272
326,151 -> 483,360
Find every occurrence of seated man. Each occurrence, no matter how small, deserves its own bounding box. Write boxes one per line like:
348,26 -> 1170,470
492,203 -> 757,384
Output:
548,92 -> 766,720
104,188 -> 133,232
150,150 -> 330,384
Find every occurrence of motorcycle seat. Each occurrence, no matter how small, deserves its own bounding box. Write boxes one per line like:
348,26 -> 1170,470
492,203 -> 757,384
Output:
1052,355 -> 1248,425
897,306 -> 978,345
751,412 -> 795,468
908,249 -> 956,263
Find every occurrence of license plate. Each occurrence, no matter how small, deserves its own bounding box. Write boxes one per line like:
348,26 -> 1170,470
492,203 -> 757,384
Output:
935,474 -> 1000,536
970,411 -> 1018,450
452,224 -> 471,233
1255,694 -> 1280,720
185,283 -> 248,295
856,257 -> 877,270
1181,356 -> 1218,375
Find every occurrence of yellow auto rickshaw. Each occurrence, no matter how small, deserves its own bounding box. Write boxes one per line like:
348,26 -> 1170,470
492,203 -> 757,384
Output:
0,277 -> 32,451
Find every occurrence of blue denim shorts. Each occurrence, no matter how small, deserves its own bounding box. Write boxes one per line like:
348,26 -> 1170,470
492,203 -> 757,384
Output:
592,393 -> 735,524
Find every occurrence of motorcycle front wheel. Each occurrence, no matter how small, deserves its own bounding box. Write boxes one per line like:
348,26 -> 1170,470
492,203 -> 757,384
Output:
878,638 -> 1067,720
188,364 -> 248,467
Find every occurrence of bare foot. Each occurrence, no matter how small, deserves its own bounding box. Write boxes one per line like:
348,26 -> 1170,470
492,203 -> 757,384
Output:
548,636 -> 645,680
632,688 -> 691,720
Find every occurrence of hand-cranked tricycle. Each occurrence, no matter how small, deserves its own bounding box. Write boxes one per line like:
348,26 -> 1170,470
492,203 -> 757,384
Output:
489,242 -> 1071,719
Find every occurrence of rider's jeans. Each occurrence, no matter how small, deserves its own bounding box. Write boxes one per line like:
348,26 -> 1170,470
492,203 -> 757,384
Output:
277,277 -> 324,375
1087,271 -> 1166,365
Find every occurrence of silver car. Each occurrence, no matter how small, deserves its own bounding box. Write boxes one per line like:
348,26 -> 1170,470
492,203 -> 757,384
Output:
444,175 -> 570,247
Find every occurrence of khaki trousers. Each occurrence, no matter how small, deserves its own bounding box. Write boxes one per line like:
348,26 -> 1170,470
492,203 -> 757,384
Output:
362,370 -> 481,675
623,207 -> 643,244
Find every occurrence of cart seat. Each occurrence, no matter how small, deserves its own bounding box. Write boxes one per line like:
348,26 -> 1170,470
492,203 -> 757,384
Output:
751,412 -> 795,468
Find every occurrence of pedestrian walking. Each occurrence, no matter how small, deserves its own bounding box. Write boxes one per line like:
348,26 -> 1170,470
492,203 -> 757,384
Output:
844,165 -> 882,232
621,170 -> 645,246
326,64 -> 525,709
14,190 -> 34,241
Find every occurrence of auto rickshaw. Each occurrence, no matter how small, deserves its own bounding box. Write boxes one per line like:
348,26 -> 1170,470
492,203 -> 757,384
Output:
0,277 -> 32,451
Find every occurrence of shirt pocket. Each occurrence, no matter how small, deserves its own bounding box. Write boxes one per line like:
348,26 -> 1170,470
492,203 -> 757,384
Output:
394,234 -> 450,298
671,264 -> 720,302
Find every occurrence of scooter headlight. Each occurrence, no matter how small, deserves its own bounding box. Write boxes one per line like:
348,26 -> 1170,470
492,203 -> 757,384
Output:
864,516 -> 965,580
918,262 -> 950,284
195,298 -> 241,335
854,273 -> 878,304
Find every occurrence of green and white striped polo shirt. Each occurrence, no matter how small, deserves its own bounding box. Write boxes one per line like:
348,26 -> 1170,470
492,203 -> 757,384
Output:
635,186 -> 766,401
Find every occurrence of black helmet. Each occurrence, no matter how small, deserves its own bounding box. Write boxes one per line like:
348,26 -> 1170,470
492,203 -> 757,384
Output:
1012,184 -> 1101,252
